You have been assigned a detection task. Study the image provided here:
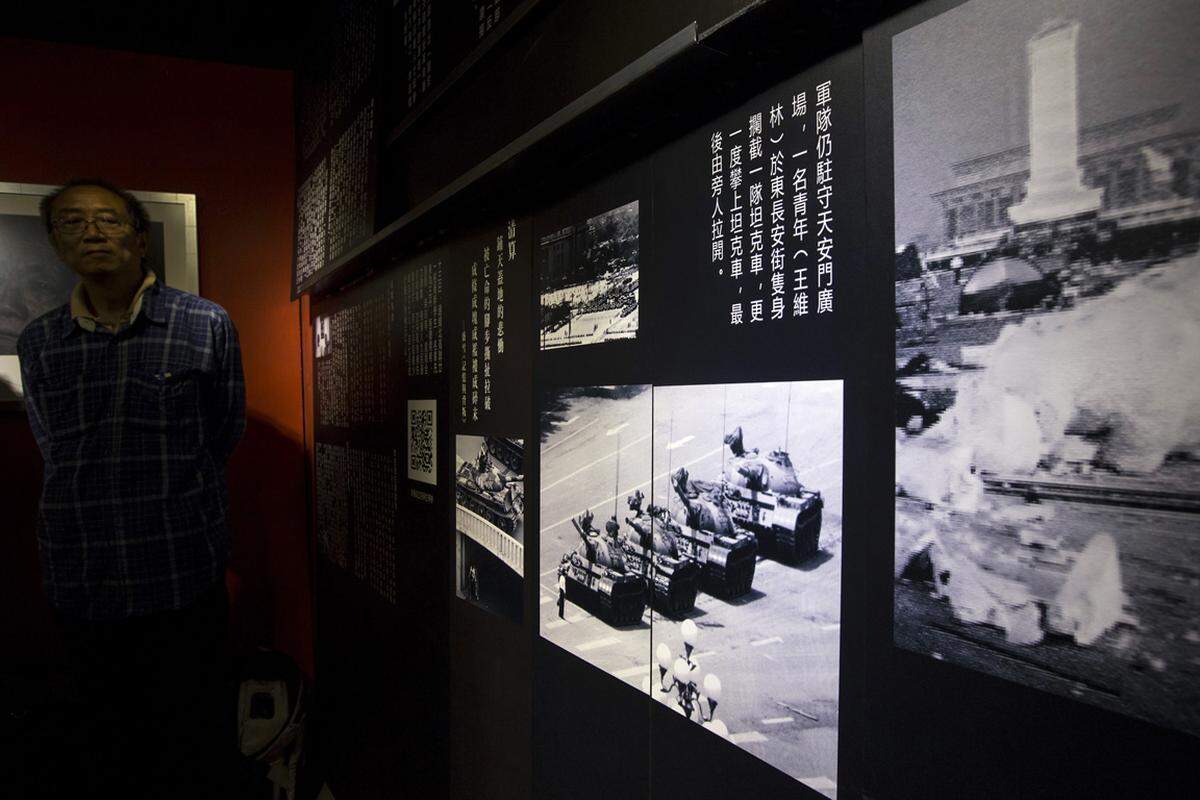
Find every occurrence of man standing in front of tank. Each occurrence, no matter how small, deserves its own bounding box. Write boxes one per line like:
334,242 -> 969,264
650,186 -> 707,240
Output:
17,179 -> 245,798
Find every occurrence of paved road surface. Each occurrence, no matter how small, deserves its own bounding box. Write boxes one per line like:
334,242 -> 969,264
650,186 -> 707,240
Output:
896,483 -> 1200,737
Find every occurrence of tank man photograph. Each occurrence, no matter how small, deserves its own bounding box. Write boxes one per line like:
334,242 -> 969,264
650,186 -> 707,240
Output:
538,381 -> 843,795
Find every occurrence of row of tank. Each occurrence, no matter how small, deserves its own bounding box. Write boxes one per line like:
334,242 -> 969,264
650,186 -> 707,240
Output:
557,427 -> 825,626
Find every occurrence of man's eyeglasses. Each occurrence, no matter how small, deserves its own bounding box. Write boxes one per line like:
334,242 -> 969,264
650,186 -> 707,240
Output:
52,215 -> 131,237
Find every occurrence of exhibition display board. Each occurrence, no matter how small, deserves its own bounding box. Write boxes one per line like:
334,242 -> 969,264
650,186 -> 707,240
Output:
302,0 -> 1200,797
294,0 -> 384,297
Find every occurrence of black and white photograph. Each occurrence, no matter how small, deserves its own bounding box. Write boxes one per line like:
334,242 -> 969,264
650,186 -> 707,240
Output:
455,435 -> 525,622
892,0 -> 1200,736
649,380 -> 841,797
314,314 -> 332,358
0,213 -> 76,354
0,214 -> 76,398
538,200 -> 639,350
538,385 -> 653,689
539,380 -> 842,796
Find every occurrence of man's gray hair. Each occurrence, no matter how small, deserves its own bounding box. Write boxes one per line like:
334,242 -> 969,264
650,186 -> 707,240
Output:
39,178 -> 152,236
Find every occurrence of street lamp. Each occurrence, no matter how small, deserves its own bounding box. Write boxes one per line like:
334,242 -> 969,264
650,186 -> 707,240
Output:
656,643 -> 674,695
657,620 -> 724,726
700,673 -> 722,722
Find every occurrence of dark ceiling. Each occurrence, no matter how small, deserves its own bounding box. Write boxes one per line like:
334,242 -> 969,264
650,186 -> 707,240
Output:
0,1 -> 924,76
1,1 -> 302,70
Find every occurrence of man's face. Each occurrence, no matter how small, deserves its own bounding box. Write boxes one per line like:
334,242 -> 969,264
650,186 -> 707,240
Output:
49,185 -> 147,280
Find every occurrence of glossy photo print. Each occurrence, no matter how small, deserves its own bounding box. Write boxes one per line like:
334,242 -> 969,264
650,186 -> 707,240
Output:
455,434 -> 525,623
538,380 -> 843,797
538,200 -> 639,351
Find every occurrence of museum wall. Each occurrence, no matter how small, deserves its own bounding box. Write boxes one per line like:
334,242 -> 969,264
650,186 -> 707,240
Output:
296,1 -> 1200,798
7,0 -> 1190,797
297,2 -> 881,798
379,0 -> 762,216
0,37 -> 314,678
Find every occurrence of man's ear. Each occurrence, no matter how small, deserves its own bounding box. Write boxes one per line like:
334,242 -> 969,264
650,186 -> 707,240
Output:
136,230 -> 149,259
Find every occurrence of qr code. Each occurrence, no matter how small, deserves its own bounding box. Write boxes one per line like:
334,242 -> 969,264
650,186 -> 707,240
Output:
409,408 -> 433,473
407,398 -> 437,484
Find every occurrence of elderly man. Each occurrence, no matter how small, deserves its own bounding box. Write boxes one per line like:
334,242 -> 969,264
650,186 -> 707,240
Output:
17,178 -> 245,798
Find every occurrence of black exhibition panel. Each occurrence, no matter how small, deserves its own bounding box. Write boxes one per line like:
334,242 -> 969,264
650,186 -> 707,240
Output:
644,43 -> 869,798
297,0 -> 1200,798
445,216 -> 535,800
294,0 -> 386,297
530,160 -> 657,799
310,267 -> 442,796
381,0 -> 758,216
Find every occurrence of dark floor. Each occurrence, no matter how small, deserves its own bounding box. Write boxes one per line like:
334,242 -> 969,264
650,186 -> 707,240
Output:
1,666 -> 324,800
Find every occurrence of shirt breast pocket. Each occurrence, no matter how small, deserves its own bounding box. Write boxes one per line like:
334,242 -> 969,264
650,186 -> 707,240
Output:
125,368 -> 205,445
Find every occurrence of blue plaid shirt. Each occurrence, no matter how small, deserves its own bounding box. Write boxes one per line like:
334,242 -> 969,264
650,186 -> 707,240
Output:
18,278 -> 245,620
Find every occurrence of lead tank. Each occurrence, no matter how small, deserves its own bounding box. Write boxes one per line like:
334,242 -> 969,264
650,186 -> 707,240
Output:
560,511 -> 647,625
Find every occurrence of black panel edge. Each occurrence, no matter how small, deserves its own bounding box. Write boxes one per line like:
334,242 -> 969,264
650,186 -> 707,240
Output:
697,0 -> 767,41
296,22 -> 700,298
384,0 -> 548,147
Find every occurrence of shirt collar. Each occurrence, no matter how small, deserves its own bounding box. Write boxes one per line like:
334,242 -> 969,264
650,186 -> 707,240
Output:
139,274 -> 168,325
66,270 -> 160,335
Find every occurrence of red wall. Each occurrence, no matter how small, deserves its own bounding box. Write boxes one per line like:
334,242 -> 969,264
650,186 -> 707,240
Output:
0,38 -> 313,679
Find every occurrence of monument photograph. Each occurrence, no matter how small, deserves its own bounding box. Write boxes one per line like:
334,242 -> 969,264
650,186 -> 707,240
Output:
892,0 -> 1200,736
538,200 -> 639,350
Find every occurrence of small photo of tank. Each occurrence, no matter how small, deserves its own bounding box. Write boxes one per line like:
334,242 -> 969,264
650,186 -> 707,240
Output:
456,437 -> 524,535
455,435 -> 525,623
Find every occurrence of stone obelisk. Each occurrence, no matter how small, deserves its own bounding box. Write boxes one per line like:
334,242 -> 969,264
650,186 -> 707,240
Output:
1008,20 -> 1102,225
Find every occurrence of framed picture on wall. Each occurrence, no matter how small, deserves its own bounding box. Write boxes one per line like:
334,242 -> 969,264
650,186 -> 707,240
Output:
0,182 -> 199,409
889,0 -> 1200,739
